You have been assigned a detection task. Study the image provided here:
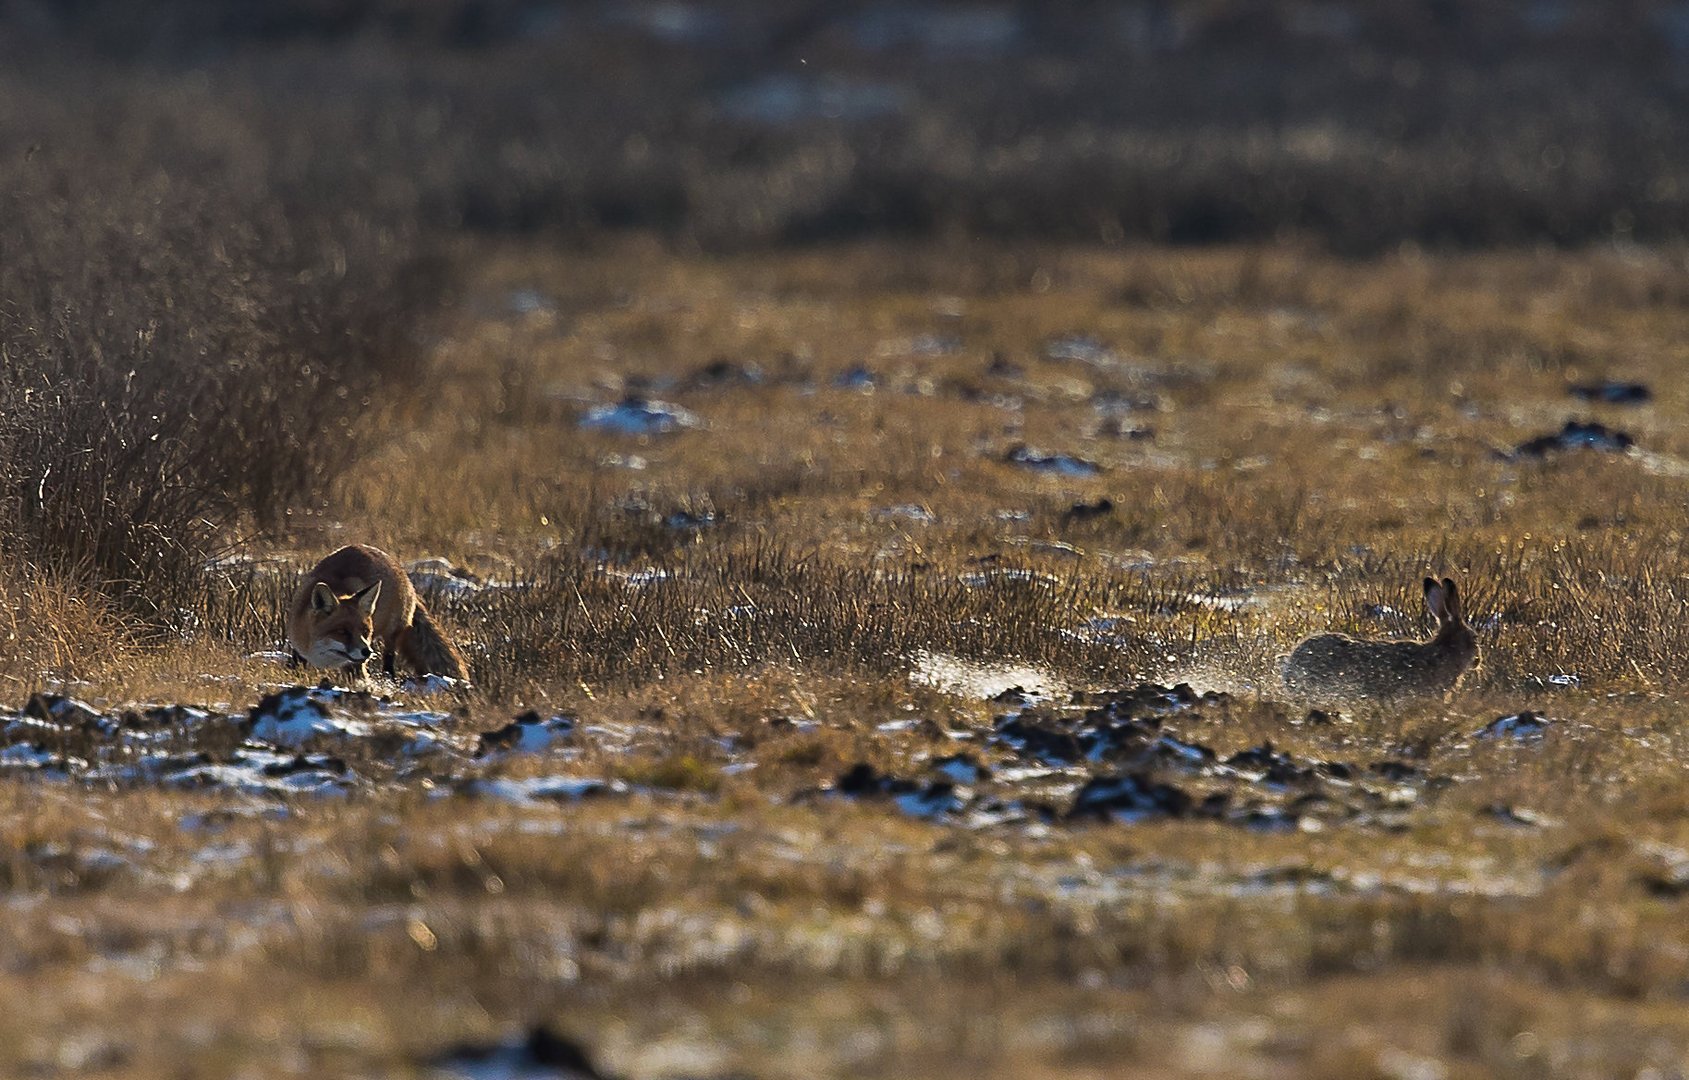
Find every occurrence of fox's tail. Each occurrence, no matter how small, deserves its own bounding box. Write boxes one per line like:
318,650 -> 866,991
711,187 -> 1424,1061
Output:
401,602 -> 470,681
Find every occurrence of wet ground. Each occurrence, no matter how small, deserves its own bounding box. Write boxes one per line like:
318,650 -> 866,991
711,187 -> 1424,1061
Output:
0,652 -> 1572,874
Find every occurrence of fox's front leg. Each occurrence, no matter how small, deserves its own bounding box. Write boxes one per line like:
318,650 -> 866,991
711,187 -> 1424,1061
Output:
384,627 -> 411,678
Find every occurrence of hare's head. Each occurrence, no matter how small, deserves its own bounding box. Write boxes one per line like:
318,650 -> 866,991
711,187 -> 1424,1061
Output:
1424,575 -> 1478,667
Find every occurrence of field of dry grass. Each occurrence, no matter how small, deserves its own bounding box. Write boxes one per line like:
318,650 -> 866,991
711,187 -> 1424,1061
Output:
13,1 -> 1689,1075
10,237 -> 1689,1077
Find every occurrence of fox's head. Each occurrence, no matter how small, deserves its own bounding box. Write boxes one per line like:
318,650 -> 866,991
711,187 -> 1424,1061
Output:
301,580 -> 380,672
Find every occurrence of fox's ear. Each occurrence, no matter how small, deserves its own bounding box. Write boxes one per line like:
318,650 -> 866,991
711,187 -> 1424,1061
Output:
311,583 -> 338,614
353,580 -> 381,615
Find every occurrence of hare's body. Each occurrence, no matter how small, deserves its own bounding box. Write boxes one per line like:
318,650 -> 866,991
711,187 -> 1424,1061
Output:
1282,577 -> 1478,702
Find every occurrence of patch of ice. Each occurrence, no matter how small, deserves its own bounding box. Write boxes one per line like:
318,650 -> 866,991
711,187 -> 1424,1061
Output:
1070,772 -> 1190,822
958,567 -> 1061,588
665,510 -> 716,531
506,288 -> 553,315
249,649 -> 295,664
1004,445 -> 1102,476
911,651 -> 1064,701
28,694 -> 104,725
408,560 -> 485,598
461,776 -> 625,803
1522,672 -> 1581,690
832,365 -> 879,391
401,674 -> 465,695
0,743 -> 55,769
871,504 -> 936,523
895,783 -> 969,819
248,692 -> 344,748
1485,803 -> 1557,827
580,723 -> 637,747
579,397 -> 701,436
1062,615 -> 1136,648
190,840 -> 257,867
477,713 -> 577,757
1475,711 -> 1552,742
990,766 -> 1068,788
1183,591 -> 1255,612
603,567 -> 671,587
1045,334 -> 1121,367
1001,537 -> 1083,557
931,754 -> 990,784
1634,450 -> 1689,479
168,753 -> 352,798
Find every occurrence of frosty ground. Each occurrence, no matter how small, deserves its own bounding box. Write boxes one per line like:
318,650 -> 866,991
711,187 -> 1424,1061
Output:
8,242 -> 1689,1078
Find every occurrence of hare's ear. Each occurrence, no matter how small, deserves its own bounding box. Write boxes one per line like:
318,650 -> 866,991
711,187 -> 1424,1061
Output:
1423,577 -> 1450,622
311,583 -> 338,614
353,580 -> 381,616
1440,577 -> 1462,620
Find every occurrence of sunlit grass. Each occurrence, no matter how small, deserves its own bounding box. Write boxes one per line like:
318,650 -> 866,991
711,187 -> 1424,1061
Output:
12,241 -> 1689,1078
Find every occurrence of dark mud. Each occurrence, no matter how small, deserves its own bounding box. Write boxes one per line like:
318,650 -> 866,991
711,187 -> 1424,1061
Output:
1513,420 -> 1635,457
3,681 -> 1541,835
826,683 -> 1448,832
430,1026 -> 614,1080
0,687 -> 607,804
1568,381 -> 1651,405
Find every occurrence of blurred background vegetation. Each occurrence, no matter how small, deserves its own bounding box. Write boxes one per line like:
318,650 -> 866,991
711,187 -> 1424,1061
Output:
2,0 -> 1685,625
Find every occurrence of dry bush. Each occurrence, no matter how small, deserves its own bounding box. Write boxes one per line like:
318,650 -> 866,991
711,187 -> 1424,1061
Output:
0,65 -> 444,628
9,2 -> 1689,254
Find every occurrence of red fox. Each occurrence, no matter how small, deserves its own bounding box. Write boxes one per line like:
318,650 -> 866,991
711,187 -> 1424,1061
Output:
287,544 -> 469,681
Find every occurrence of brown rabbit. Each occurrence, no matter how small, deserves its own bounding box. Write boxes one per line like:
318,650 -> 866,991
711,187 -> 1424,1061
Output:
1281,577 -> 1478,701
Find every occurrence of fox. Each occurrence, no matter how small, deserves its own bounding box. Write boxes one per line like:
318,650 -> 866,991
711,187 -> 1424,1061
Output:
287,544 -> 469,682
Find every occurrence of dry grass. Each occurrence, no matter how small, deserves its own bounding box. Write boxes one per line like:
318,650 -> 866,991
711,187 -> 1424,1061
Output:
8,240 -> 1689,1076
14,4 -> 1689,1073
314,241 -> 1689,701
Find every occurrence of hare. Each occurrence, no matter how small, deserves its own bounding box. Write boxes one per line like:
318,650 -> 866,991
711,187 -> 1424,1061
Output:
1281,577 -> 1478,702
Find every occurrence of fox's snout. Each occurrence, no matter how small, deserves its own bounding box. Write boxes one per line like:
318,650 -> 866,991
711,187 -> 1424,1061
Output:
346,642 -> 372,665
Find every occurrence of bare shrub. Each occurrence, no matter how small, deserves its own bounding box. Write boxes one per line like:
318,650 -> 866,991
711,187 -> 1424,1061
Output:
0,68 -> 443,626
